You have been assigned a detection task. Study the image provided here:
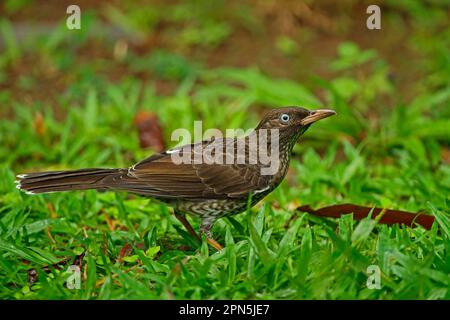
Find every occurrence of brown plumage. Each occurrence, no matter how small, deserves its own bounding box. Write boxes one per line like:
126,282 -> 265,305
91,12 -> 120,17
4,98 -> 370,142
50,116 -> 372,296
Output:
17,107 -> 335,250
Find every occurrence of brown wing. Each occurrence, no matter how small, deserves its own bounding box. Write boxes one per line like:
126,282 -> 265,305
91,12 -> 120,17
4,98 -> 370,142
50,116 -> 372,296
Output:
115,138 -> 272,200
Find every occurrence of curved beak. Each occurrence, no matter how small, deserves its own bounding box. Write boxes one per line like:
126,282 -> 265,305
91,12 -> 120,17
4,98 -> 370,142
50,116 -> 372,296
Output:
300,109 -> 336,126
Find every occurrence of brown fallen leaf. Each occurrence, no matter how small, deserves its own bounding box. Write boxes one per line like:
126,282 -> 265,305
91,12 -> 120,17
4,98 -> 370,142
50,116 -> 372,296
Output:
33,112 -> 46,136
297,204 -> 434,230
118,243 -> 133,263
134,111 -> 165,151
441,147 -> 450,164
135,242 -> 146,250
47,202 -> 58,218
171,256 -> 191,275
101,208 -> 116,231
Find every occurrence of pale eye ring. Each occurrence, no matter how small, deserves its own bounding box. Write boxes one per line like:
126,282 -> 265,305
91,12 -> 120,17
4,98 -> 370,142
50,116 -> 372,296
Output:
280,113 -> 290,122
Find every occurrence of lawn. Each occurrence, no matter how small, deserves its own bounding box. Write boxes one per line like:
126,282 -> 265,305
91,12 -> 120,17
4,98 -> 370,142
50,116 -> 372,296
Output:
0,0 -> 449,299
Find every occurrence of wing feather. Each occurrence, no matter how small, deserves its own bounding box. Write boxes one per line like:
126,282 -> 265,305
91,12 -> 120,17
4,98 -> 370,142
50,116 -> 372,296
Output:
119,138 -> 273,200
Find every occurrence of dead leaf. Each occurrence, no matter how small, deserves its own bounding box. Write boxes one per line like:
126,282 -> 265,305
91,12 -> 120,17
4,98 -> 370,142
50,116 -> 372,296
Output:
101,208 -> 116,231
171,256 -> 191,274
33,112 -> 46,136
47,202 -> 57,218
135,242 -> 146,250
118,243 -> 133,263
441,147 -> 450,164
298,203 -> 434,230
134,111 -> 165,151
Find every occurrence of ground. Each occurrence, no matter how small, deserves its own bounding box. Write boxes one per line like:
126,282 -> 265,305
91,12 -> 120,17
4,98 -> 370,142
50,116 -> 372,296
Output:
0,0 -> 449,299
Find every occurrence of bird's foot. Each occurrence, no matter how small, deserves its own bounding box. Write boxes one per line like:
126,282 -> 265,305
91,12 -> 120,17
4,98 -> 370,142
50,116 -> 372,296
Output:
205,238 -> 223,251
200,219 -> 223,251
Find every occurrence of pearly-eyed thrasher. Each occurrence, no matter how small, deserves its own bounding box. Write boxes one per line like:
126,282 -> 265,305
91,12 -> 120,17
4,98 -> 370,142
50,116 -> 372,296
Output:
17,107 -> 336,250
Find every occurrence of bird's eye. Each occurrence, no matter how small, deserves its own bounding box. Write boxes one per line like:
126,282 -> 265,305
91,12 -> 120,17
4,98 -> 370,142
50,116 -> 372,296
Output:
280,113 -> 290,123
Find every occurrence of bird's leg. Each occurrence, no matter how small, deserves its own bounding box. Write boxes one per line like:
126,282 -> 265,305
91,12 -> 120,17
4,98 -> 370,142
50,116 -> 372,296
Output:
174,210 -> 223,251
200,219 -> 223,251
174,210 -> 200,241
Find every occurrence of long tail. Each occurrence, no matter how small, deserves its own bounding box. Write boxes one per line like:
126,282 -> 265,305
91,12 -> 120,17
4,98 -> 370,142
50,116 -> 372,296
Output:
16,168 -> 126,194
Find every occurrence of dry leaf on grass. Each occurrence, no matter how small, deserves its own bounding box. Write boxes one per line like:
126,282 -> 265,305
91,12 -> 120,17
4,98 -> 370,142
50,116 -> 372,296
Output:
134,111 -> 165,151
298,203 -> 434,229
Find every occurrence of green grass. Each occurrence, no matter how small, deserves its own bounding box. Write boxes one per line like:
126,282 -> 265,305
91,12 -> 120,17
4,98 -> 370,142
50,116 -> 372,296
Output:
1,64 -> 449,299
0,1 -> 449,300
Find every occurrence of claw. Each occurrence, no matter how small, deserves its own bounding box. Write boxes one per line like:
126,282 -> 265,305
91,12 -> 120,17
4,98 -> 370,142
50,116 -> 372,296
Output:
207,238 -> 223,251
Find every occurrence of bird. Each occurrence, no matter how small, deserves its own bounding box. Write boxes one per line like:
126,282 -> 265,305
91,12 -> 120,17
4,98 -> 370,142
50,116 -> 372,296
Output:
16,107 -> 336,250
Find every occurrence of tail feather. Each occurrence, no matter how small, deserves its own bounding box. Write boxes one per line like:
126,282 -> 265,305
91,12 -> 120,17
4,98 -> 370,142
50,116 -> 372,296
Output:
16,168 -> 124,194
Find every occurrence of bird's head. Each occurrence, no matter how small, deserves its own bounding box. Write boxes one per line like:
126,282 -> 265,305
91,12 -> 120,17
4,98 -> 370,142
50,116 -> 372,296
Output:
256,107 -> 336,143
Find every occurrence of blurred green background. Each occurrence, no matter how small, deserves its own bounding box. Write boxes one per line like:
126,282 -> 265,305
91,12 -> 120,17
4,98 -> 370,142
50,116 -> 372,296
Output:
0,0 -> 449,300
